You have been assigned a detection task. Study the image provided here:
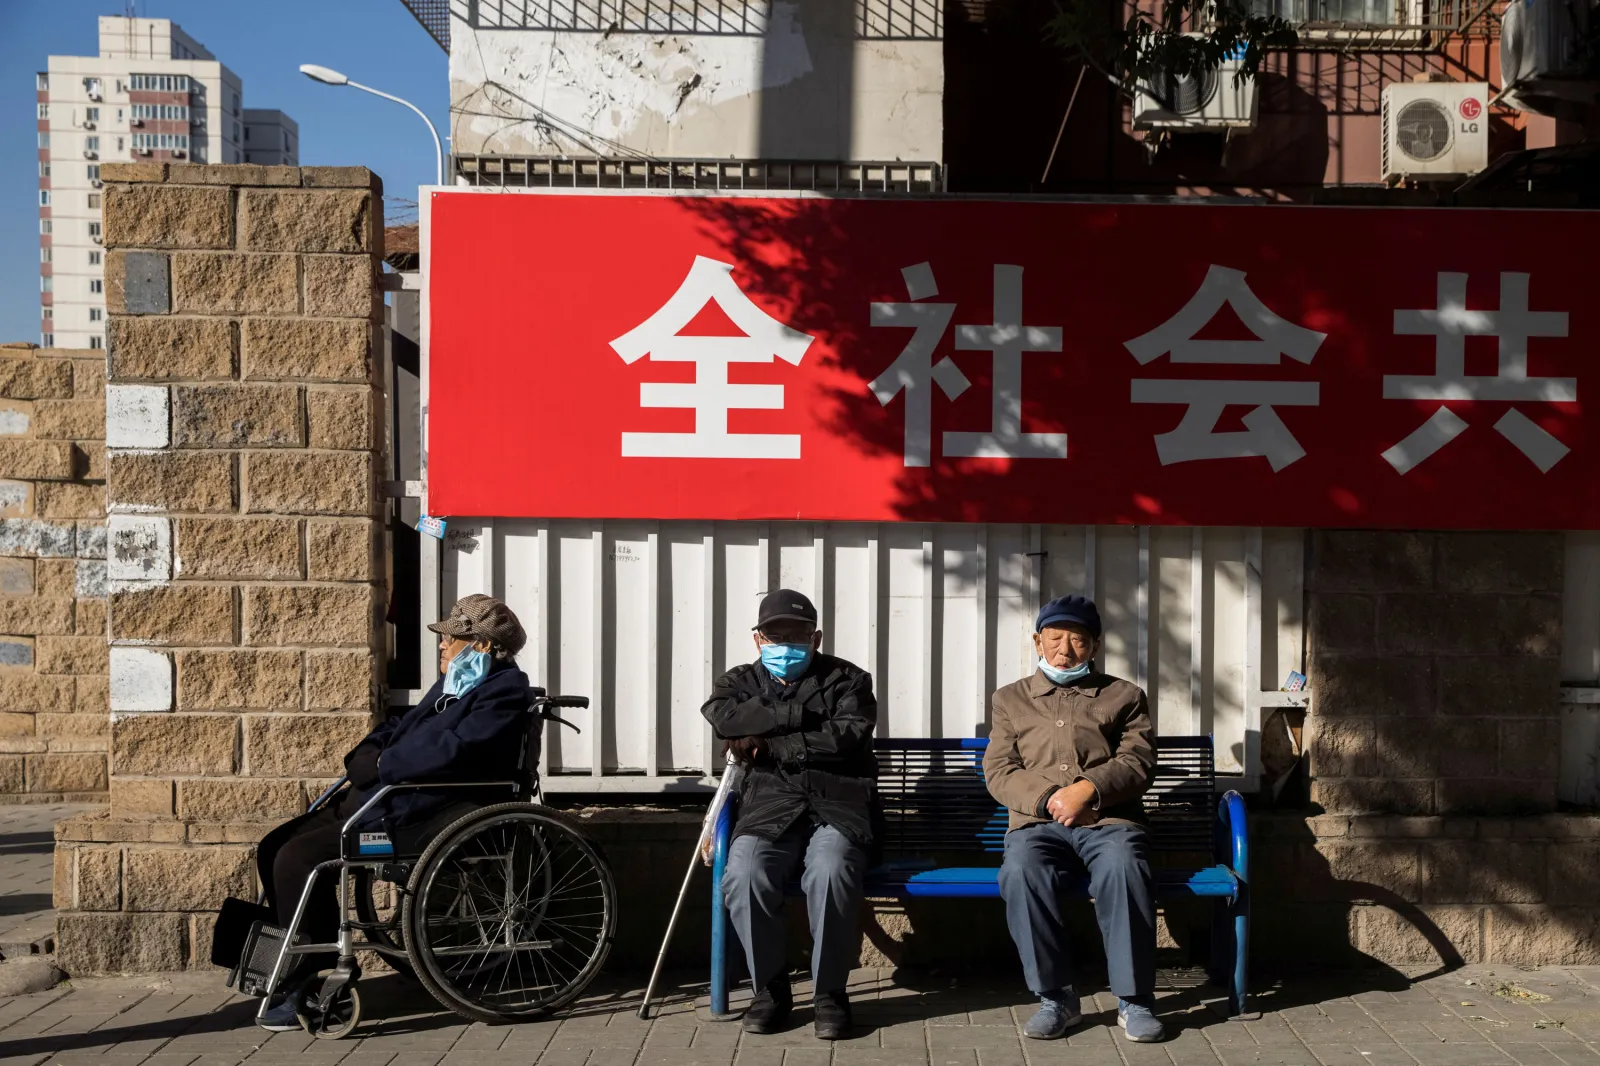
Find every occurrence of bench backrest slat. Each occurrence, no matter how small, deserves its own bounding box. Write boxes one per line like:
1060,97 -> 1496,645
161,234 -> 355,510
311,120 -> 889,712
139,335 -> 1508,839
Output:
875,736 -> 1216,856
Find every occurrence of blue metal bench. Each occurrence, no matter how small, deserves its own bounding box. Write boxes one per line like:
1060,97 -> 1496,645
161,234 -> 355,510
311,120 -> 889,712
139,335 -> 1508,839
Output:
708,735 -> 1250,1016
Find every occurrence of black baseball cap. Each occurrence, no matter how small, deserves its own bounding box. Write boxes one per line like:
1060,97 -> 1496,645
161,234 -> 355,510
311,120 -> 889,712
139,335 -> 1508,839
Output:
754,589 -> 818,631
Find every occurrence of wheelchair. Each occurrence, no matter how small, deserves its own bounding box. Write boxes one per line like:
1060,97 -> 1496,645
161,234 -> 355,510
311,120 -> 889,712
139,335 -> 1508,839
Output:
221,689 -> 617,1037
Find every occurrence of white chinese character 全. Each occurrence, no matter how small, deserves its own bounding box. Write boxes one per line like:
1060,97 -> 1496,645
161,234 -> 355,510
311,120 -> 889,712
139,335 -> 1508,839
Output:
1382,272 -> 1573,475
944,265 -> 1068,460
609,256 -> 814,460
867,263 -> 971,468
1124,265 -> 1325,472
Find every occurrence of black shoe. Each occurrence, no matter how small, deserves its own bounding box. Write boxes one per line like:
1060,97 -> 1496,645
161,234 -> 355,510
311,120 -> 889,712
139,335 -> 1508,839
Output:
813,988 -> 853,1040
741,977 -> 792,1034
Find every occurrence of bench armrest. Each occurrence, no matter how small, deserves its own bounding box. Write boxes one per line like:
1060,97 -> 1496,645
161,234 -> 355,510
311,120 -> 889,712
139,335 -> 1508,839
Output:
1217,790 -> 1248,885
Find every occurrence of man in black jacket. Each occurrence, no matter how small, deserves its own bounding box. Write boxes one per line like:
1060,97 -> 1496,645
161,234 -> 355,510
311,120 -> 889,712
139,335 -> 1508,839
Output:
701,589 -> 877,1041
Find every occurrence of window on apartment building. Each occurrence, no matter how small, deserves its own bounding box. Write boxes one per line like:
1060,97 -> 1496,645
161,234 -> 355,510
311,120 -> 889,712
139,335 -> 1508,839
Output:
89,278 -> 103,294
115,137 -> 124,151
39,163 -> 50,178
40,277 -> 52,293
244,127 -> 251,141
84,77 -> 100,95
86,164 -> 98,181
38,190 -> 50,206
231,92 -> 240,115
42,309 -> 52,322
89,337 -> 104,350
86,107 -> 99,122
89,309 -> 102,323
88,223 -> 102,241
85,136 -> 99,152
129,74 -> 189,93
36,74 -> 48,91
37,104 -> 49,120
132,104 -> 190,121
88,251 -> 101,266
131,133 -> 189,150
116,108 -> 124,122
37,133 -> 49,149
39,220 -> 51,235
1250,0 -> 1395,23
40,248 -> 51,264
41,333 -> 53,347
87,193 -> 101,209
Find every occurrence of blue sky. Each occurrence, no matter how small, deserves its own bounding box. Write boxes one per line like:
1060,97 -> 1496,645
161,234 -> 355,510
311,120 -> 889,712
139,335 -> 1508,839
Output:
0,0 -> 448,345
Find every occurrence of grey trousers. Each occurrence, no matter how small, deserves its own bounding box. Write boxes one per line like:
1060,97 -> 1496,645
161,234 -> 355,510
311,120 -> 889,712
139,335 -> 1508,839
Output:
721,822 -> 868,995
997,820 -> 1157,999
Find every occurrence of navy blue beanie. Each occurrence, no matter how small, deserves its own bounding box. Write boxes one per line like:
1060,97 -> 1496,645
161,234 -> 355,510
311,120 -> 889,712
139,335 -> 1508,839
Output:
1035,594 -> 1102,638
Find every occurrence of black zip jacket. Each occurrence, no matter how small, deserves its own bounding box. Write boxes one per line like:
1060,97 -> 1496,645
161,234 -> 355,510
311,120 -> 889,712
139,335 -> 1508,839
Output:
700,653 -> 879,849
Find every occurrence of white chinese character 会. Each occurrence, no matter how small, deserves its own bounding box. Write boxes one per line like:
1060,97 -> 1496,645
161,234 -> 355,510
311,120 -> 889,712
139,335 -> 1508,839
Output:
1124,265 -> 1325,472
609,256 -> 815,460
867,263 -> 971,468
944,265 -> 1067,460
1382,272 -> 1573,475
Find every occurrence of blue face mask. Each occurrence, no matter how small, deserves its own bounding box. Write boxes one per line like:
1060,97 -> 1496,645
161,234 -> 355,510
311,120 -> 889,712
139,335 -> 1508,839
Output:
1038,657 -> 1092,686
760,642 -> 814,682
444,647 -> 492,696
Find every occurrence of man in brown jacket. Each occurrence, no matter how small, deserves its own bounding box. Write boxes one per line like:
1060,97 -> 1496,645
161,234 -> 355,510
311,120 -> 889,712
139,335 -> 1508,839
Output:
983,594 -> 1163,1043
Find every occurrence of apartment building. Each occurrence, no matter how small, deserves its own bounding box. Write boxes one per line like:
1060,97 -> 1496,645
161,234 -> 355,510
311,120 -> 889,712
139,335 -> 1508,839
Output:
37,16 -> 299,349
242,109 -> 299,166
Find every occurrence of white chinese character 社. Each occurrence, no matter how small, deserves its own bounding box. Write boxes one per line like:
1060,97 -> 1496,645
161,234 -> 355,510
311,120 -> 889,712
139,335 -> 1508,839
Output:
609,256 -> 815,460
1124,265 -> 1325,472
945,265 -> 1067,459
1382,272 -> 1573,475
867,263 -> 971,468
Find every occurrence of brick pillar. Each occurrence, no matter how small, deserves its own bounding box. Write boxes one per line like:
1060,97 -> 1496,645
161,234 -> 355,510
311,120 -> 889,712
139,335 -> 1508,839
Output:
1306,531 -> 1562,815
54,163 -> 386,975
0,343 -> 108,801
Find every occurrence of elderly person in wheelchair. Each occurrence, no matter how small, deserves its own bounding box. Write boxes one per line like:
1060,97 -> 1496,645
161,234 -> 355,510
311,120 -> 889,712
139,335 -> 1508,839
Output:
226,595 -> 615,1037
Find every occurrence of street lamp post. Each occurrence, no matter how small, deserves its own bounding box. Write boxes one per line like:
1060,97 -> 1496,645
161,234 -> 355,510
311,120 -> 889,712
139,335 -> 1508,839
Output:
298,64 -> 444,185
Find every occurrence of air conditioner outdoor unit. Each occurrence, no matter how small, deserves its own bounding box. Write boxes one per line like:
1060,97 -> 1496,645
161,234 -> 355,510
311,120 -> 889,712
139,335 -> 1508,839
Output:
130,119 -> 143,127
82,120 -> 95,130
1381,81 -> 1489,183
82,150 -> 98,160
172,149 -> 186,158
134,148 -> 151,156
1133,40 -> 1259,131
1500,0 -> 1596,114
87,91 -> 102,102
90,178 -> 102,189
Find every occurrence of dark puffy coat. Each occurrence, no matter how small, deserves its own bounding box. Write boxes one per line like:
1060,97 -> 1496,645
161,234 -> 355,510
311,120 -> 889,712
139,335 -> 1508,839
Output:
700,653 -> 879,849
344,658 -> 534,832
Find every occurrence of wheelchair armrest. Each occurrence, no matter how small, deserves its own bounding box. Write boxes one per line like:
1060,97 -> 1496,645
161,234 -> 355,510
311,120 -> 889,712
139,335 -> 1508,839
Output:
337,780 -> 519,837
306,776 -> 349,814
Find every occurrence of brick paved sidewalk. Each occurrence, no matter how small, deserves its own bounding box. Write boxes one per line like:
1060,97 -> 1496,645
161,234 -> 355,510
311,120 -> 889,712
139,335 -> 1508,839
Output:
0,964 -> 1597,1066
0,804 -> 96,958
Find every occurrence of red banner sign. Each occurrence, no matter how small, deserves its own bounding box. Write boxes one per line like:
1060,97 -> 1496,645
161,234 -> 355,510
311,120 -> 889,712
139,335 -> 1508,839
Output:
426,190 -> 1600,528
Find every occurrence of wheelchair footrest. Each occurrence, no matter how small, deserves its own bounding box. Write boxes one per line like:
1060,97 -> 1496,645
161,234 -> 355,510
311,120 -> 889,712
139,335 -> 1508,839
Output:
232,920 -> 300,998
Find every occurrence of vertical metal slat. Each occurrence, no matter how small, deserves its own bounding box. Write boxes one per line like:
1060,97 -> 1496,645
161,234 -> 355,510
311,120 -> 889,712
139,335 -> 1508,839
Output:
1190,527 -> 1205,736
590,524 -> 605,778
646,524 -> 660,779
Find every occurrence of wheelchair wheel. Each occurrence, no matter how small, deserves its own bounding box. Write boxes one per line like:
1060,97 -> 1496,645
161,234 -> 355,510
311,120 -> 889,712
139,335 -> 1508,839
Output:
352,867 -> 414,979
401,804 -> 616,1023
296,978 -> 361,1040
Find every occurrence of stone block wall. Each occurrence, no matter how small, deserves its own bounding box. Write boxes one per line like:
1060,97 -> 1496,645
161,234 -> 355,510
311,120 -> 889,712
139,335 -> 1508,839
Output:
0,342 -> 108,801
54,163 -> 386,974
1305,530 -> 1562,815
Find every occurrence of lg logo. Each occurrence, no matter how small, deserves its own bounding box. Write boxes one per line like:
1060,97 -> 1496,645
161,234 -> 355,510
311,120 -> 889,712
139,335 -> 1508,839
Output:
1459,96 -> 1482,133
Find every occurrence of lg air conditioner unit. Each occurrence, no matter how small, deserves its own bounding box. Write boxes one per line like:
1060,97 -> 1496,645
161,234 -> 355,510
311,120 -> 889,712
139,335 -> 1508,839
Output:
1381,81 -> 1489,183
1133,40 -> 1259,131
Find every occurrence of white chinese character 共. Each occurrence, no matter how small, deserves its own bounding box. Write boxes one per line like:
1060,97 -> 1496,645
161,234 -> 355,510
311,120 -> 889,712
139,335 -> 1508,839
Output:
867,263 -> 971,468
609,256 -> 814,460
1382,272 -> 1572,475
1124,265 -> 1325,472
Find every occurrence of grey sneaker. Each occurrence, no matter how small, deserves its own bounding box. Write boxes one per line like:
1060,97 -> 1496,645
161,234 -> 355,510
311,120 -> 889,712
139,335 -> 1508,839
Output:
1022,989 -> 1082,1040
256,997 -> 302,1033
1118,997 -> 1165,1042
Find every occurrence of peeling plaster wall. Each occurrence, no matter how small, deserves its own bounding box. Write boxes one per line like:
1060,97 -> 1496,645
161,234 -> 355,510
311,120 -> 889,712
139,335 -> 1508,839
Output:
447,4 -> 943,161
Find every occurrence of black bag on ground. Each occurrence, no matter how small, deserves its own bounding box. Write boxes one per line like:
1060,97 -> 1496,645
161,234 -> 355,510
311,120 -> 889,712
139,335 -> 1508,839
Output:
211,897 -> 275,970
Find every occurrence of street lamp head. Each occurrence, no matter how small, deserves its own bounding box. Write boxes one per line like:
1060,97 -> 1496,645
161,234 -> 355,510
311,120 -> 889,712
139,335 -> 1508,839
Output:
299,64 -> 349,86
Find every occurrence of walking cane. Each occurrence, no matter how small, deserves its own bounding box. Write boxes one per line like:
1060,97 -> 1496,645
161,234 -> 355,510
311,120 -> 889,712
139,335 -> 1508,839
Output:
637,751 -> 745,1020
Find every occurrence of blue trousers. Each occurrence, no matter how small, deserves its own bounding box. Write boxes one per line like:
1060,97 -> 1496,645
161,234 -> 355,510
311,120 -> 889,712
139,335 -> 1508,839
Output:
721,822 -> 867,995
997,820 -> 1157,998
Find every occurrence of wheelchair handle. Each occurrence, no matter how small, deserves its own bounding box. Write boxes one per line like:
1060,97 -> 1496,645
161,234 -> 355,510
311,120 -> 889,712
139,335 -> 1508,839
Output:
533,694 -> 587,734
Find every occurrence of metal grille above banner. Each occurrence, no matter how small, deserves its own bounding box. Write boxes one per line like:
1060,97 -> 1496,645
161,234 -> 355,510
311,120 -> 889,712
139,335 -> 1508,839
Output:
424,189 -> 1600,529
